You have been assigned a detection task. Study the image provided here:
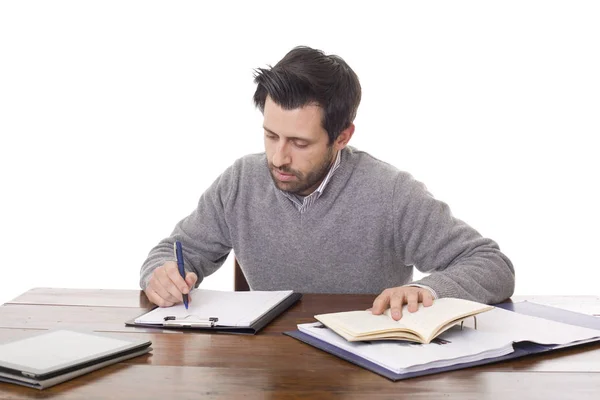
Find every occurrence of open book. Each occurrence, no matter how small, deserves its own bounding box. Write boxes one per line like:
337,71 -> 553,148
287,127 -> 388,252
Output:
288,301 -> 600,380
127,289 -> 302,334
315,298 -> 493,344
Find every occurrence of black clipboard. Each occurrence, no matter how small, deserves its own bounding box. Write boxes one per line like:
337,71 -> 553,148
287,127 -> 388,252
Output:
126,291 -> 302,334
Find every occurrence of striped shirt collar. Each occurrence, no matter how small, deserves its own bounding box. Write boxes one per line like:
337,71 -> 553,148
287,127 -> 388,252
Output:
281,150 -> 341,213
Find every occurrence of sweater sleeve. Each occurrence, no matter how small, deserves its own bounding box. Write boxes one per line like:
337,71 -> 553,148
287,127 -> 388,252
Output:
392,174 -> 515,304
139,165 -> 236,290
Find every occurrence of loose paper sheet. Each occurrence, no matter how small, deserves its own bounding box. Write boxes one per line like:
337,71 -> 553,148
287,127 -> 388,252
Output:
135,289 -> 293,327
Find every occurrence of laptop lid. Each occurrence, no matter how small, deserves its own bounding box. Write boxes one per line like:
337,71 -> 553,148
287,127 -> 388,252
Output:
0,330 -> 151,380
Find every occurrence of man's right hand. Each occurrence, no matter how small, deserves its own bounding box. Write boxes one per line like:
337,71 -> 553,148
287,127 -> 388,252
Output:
144,261 -> 198,307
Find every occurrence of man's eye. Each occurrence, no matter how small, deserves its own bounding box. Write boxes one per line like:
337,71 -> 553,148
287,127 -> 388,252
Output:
294,141 -> 308,148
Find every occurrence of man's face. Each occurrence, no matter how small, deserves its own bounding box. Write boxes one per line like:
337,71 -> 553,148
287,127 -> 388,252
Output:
263,96 -> 336,195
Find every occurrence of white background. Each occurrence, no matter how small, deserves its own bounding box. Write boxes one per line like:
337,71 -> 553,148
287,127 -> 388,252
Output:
1,1 -> 598,305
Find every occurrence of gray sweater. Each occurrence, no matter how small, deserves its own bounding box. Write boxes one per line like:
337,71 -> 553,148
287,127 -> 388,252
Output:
140,147 -> 515,303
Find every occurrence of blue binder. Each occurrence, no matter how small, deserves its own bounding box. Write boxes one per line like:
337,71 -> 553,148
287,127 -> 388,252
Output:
284,301 -> 600,381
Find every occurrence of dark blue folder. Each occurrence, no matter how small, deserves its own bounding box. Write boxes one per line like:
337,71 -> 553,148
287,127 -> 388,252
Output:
284,301 -> 600,381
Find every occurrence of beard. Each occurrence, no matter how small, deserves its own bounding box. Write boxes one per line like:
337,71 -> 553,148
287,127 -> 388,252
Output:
269,146 -> 335,195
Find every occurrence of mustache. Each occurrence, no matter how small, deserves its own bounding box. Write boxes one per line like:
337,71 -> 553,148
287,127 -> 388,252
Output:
269,163 -> 301,178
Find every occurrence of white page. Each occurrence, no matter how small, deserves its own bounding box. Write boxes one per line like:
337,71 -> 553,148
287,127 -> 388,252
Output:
135,289 -> 293,327
300,306 -> 600,374
316,298 -> 492,341
474,307 -> 600,344
299,322 -> 514,374
525,297 -> 600,316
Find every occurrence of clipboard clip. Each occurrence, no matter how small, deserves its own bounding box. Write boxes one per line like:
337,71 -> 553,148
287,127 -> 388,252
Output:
163,315 -> 219,328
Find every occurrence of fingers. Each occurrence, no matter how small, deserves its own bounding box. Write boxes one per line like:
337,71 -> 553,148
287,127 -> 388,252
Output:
420,289 -> 434,307
371,286 -> 436,320
371,290 -> 391,315
157,267 -> 186,302
146,262 -> 189,307
149,273 -> 178,305
185,272 -> 198,290
406,291 -> 419,313
166,264 -> 190,295
185,272 -> 198,304
389,291 -> 405,321
144,287 -> 175,308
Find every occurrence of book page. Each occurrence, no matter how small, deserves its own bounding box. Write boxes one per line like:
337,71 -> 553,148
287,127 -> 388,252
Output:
135,289 -> 293,327
315,298 -> 492,343
316,311 -> 420,341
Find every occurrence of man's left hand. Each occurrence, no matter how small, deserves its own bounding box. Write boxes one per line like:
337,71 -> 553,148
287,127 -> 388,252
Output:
371,286 -> 434,321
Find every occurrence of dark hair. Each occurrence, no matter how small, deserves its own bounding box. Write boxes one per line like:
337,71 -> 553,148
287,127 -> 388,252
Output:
253,46 -> 361,144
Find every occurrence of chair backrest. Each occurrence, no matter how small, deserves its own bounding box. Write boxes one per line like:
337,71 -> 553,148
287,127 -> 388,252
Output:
234,258 -> 250,291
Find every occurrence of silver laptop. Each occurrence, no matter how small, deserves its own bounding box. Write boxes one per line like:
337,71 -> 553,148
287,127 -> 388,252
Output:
0,330 -> 152,389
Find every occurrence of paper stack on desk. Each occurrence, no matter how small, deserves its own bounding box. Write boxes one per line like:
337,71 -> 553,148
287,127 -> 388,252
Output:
288,301 -> 600,380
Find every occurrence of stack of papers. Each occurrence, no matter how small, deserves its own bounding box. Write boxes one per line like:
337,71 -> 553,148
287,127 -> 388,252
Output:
295,305 -> 600,376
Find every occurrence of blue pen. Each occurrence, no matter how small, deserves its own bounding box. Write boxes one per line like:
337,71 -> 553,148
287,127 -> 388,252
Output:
174,241 -> 189,309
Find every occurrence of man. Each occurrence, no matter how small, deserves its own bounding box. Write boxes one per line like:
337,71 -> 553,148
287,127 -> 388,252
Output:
140,46 -> 515,320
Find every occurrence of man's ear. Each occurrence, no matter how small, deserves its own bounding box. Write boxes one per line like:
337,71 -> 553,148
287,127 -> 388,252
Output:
334,123 -> 355,151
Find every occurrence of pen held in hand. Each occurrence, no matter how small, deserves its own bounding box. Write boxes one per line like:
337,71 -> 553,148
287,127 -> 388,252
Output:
174,241 -> 189,309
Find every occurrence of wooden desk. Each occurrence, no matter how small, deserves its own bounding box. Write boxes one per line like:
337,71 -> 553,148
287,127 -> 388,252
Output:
1,289 -> 599,399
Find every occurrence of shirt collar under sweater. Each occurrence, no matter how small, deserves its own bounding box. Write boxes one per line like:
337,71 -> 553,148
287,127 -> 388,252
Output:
280,150 -> 341,214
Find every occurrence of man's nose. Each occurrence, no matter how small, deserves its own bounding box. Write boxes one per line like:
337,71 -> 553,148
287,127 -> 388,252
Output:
272,141 -> 291,168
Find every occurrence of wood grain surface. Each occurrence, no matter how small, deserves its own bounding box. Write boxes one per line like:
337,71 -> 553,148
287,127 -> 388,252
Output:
1,288 -> 599,399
